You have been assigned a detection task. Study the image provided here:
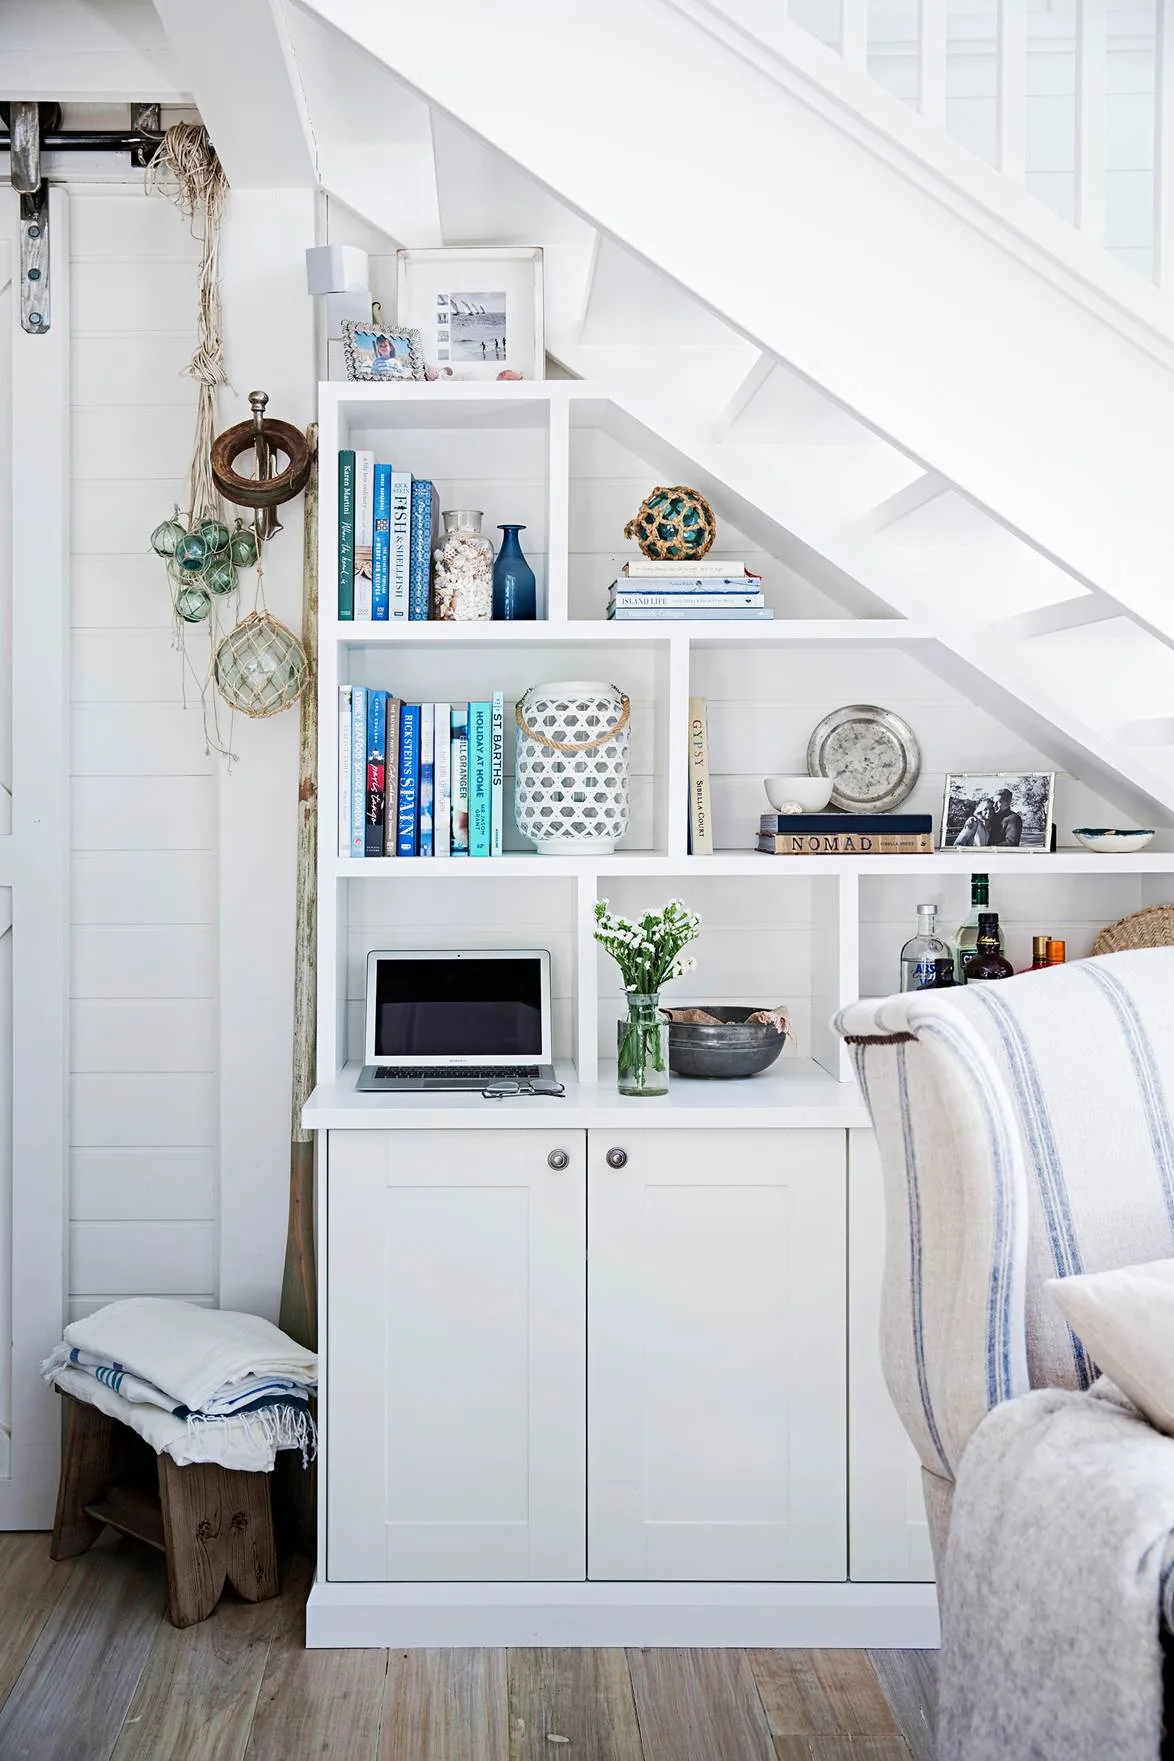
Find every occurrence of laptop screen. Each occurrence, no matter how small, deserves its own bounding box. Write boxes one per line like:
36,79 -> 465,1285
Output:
371,954 -> 546,1060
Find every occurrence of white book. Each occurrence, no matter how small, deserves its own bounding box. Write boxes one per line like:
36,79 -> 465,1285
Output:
390,469 -> 412,621
490,691 -> 504,857
433,702 -> 451,857
354,450 -> 375,619
418,702 -> 434,856
337,687 -> 352,857
622,556 -> 748,577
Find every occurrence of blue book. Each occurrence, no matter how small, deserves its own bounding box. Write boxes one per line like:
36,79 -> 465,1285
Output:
451,705 -> 469,856
396,705 -> 420,856
469,701 -> 491,858
418,704 -> 434,857
490,691 -> 504,858
408,479 -> 434,620
365,689 -> 387,858
371,463 -> 391,621
349,685 -> 366,858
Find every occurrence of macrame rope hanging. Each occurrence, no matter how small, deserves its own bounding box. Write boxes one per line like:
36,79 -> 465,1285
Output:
146,123 -> 242,758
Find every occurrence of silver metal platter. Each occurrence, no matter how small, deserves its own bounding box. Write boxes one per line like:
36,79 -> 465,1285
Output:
806,704 -> 921,813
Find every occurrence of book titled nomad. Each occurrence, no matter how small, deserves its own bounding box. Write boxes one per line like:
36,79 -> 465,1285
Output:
757,832 -> 935,855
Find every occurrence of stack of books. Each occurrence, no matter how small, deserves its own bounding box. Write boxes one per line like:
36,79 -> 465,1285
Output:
607,559 -> 773,621
337,450 -> 437,622
756,813 -> 935,856
338,688 -> 506,858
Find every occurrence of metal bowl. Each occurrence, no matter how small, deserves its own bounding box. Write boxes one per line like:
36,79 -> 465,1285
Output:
665,1006 -> 787,1080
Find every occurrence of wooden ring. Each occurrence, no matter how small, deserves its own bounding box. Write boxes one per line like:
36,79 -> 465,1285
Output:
211,416 -> 312,509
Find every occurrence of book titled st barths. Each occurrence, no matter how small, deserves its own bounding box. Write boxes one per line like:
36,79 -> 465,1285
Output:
757,832 -> 935,855
687,696 -> 712,856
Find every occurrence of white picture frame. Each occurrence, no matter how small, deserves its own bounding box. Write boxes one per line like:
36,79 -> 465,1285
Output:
940,771 -> 1056,852
396,247 -> 545,381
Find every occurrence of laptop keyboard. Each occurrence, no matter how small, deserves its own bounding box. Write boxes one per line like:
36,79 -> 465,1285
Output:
373,1065 -> 541,1081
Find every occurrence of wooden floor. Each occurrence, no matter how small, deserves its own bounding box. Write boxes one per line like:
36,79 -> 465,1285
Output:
0,1532 -> 938,1761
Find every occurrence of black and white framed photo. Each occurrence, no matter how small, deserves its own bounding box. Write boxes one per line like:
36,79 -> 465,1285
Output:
340,321 -> 425,383
941,771 -> 1055,851
396,247 -> 544,380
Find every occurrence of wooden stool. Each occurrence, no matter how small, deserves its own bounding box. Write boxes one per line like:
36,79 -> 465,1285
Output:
50,1391 -> 279,1628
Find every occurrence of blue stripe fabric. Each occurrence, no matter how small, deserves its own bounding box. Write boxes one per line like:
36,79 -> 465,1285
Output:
915,1011 -> 1020,1409
1082,962 -> 1174,1232
895,1041 -> 952,1477
967,986 -> 1093,1389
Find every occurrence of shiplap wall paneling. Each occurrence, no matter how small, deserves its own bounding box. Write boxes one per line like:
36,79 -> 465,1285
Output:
68,186 -> 218,1312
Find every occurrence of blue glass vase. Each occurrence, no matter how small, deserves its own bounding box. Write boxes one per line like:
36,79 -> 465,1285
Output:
493,523 -> 537,620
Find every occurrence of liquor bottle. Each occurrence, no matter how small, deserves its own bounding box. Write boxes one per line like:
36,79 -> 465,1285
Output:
963,912 -> 1015,983
1046,939 -> 1067,965
900,903 -> 950,991
954,873 -> 1005,982
1029,935 -> 1050,972
927,957 -> 956,988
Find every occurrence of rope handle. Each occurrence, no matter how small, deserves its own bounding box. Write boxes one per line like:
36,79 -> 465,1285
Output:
515,689 -> 631,754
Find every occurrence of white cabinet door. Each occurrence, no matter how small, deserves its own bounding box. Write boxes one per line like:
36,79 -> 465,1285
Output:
326,1129 -> 586,1582
587,1128 -> 847,1582
848,1127 -> 934,1582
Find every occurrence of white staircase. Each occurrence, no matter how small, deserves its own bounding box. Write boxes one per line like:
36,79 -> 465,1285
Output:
155,0 -> 1174,823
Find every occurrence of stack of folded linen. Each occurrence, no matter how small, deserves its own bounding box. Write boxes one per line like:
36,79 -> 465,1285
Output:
43,1297 -> 318,1472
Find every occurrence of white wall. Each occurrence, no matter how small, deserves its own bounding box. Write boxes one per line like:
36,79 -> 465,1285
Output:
66,177 -> 313,1323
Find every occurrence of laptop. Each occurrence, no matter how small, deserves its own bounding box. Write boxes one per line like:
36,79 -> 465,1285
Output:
356,949 -> 557,1092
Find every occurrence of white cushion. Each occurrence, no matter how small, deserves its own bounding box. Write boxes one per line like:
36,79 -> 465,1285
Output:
1047,1258 -> 1174,1436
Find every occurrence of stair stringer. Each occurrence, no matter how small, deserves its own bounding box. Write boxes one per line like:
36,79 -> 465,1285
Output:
293,0 -> 1174,644
555,355 -> 1174,829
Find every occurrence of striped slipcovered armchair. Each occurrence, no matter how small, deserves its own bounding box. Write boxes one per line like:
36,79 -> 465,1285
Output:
835,947 -> 1174,1577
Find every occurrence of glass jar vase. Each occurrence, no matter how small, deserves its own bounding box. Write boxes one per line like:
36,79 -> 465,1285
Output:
617,992 -> 670,1098
432,509 -> 493,621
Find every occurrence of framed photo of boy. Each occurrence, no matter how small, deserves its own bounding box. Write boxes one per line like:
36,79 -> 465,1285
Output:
941,771 -> 1055,852
341,322 -> 425,382
396,247 -> 545,381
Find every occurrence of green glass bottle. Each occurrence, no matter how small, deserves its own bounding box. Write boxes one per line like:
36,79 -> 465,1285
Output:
954,873 -> 1005,982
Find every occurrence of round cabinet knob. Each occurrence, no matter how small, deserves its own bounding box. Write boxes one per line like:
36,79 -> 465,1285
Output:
547,1148 -> 570,1172
606,1147 -> 628,1170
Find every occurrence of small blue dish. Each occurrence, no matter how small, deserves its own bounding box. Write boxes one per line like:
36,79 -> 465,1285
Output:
1072,828 -> 1156,854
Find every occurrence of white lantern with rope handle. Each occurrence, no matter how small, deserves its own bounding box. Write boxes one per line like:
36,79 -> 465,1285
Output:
514,680 -> 631,854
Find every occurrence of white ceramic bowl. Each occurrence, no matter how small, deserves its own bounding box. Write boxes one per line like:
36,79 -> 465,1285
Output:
764,775 -> 835,814
1072,828 -> 1156,854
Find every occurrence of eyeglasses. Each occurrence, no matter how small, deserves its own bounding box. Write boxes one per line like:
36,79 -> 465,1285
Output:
481,1078 -> 566,1100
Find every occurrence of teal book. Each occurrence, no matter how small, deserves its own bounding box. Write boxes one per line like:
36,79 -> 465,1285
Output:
337,449 -> 355,620
469,701 -> 491,857
490,690 -> 504,858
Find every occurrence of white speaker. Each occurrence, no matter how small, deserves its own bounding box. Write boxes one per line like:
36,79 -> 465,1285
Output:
305,244 -> 370,295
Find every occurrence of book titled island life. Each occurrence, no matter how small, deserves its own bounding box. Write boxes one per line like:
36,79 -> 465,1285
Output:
687,696 -> 712,856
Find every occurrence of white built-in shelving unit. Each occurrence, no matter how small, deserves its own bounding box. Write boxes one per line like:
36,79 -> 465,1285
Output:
315,379 -> 1174,1102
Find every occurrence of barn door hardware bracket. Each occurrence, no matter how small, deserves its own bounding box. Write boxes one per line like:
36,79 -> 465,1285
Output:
7,103 -> 53,335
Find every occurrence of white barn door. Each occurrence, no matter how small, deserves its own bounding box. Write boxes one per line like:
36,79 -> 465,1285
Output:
0,186 -> 69,1527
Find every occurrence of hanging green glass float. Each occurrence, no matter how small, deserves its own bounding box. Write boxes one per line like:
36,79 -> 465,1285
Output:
175,583 -> 212,623
215,610 -> 308,717
150,514 -> 186,558
198,517 -> 231,556
202,555 -> 237,596
174,531 -> 208,574
229,520 -> 259,569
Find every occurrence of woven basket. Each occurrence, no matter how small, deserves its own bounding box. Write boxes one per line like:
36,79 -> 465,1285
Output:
1092,904 -> 1174,957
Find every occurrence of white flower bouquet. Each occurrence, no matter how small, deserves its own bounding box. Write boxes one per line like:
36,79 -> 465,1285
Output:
594,898 -> 701,1094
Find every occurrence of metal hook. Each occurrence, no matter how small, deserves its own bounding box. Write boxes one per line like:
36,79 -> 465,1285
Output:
248,390 -> 282,542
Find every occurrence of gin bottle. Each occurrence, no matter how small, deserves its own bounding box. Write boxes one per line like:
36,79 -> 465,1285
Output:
954,873 -> 1005,982
900,904 -> 950,992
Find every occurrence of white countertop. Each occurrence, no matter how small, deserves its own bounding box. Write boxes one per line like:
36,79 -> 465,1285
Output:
302,1059 -> 870,1132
